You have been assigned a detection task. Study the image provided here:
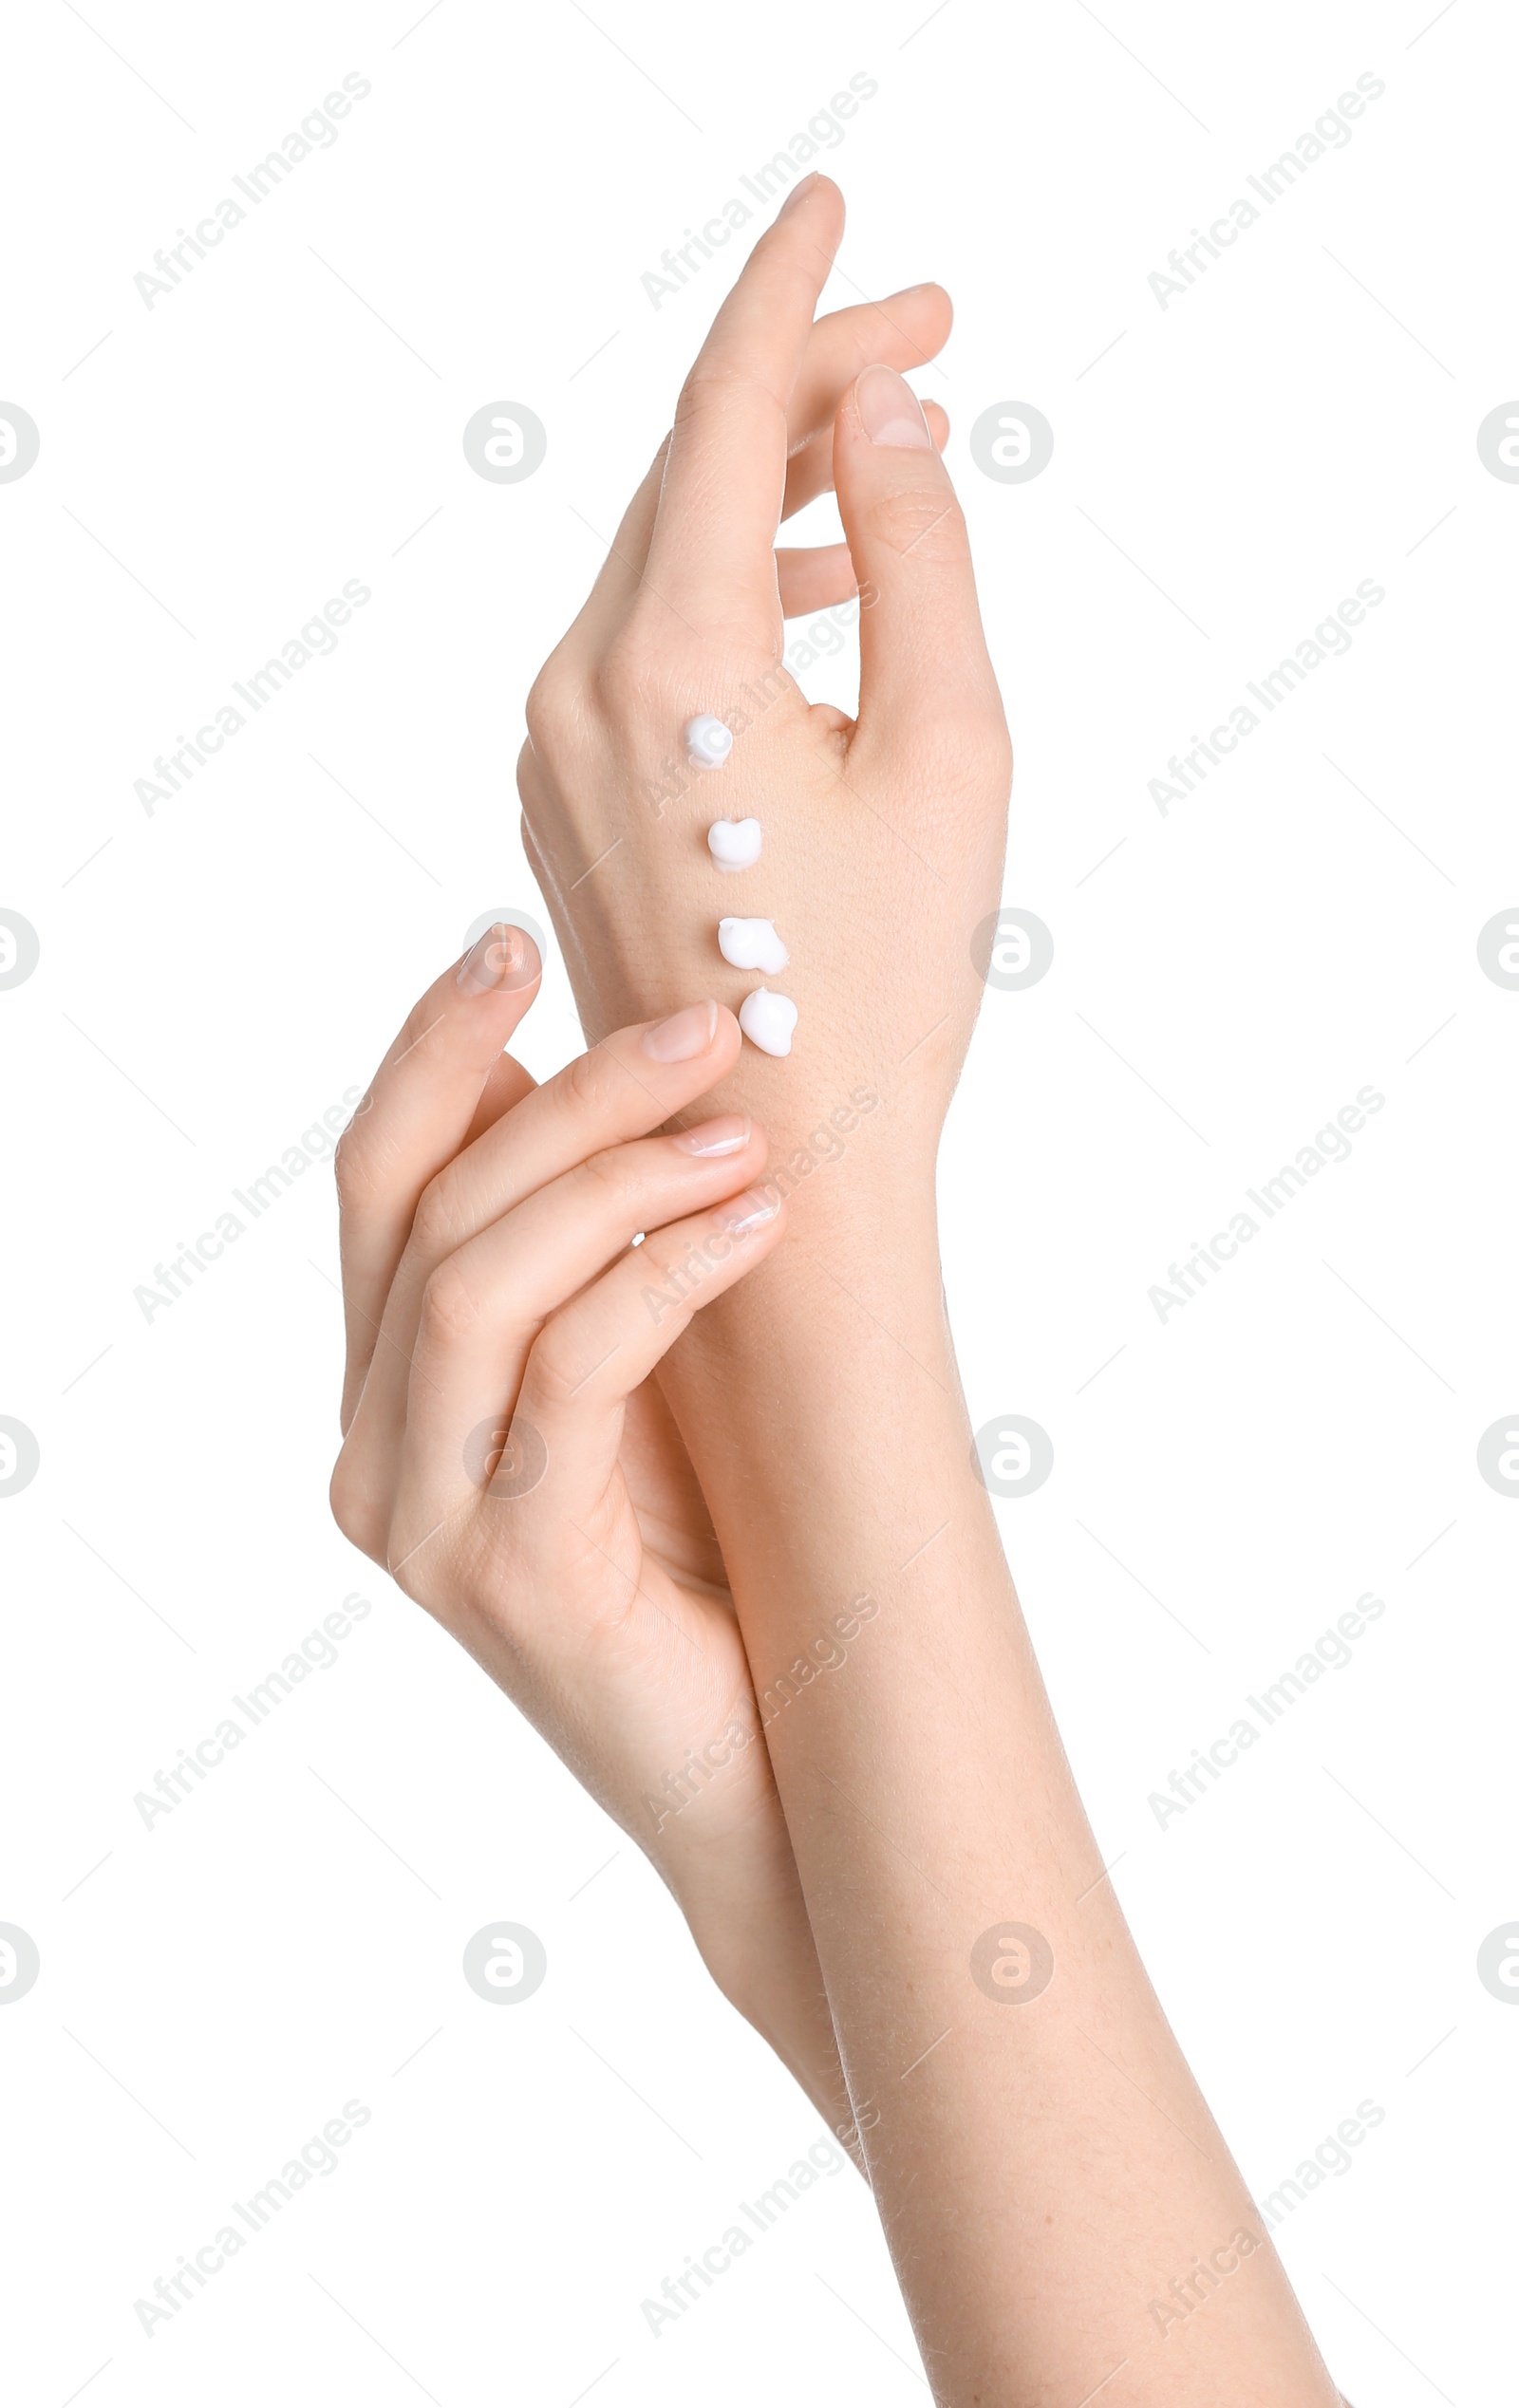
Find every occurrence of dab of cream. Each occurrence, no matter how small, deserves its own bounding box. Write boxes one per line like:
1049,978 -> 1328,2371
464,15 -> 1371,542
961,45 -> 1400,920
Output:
706,817 -> 762,871
684,715 -> 733,769
718,917 -> 789,975
739,988 -> 797,1057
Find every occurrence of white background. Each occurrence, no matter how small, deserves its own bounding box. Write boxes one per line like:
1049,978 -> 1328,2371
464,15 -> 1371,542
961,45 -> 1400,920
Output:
2,2 -> 1514,2401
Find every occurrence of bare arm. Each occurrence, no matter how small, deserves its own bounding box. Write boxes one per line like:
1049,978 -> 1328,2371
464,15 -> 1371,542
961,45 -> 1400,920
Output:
516,173 -> 1343,2400
663,1195 -> 1339,2401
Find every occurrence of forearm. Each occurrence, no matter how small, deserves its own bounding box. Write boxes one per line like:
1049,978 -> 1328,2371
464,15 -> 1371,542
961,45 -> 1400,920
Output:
661,1760 -> 866,2171
660,1189 -> 1340,2403
505,164 -> 1340,2393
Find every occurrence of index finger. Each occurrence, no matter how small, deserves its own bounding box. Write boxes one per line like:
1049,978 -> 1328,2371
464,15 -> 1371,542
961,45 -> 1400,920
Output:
335,927 -> 541,1428
643,174 -> 846,640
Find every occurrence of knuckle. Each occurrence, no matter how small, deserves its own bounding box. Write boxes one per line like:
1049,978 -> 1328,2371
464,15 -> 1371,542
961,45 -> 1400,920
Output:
597,607 -> 783,730
331,1125 -> 375,1211
866,487 -> 968,565
575,1145 -> 640,1212
409,1170 -> 461,1260
671,366 -> 732,430
676,364 -> 782,427
385,1554 -> 433,1611
328,1448 -> 385,1560
386,986 -> 452,1074
593,631 -> 648,717
418,1255 -> 486,1348
558,1043 -> 618,1120
523,652 -> 579,751
516,736 -> 548,813
519,1330 -> 584,1416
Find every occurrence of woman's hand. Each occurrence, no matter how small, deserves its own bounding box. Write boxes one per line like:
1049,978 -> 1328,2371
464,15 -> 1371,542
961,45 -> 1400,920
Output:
327,928 -> 853,2131
517,175 -> 1011,1206
510,182 -> 1346,2405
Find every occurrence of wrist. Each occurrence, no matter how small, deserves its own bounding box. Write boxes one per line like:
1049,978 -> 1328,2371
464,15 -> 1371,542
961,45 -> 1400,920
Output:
679,1178 -> 947,1375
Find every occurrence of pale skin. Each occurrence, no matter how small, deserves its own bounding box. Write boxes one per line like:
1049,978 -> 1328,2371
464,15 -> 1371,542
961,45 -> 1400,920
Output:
331,176 -> 1347,2403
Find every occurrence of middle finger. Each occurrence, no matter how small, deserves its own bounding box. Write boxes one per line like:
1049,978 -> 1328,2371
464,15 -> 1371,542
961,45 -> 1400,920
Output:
341,1001 -> 741,1483
568,278 -> 952,652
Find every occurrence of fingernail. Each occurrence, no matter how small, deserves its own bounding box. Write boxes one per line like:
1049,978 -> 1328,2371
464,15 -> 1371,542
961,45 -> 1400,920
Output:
673,1114 -> 750,1158
458,924 -> 538,994
642,999 -> 719,1062
778,172 -> 819,219
720,1187 -> 780,1236
856,362 -> 932,450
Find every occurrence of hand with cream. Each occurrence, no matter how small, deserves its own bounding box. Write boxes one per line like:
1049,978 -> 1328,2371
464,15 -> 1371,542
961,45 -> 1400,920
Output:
515,177 -> 1000,1200
507,180 -> 1347,2408
328,933 -> 853,2142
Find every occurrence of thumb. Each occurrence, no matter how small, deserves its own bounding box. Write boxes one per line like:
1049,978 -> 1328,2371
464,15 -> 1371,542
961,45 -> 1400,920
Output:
833,362 -> 1001,753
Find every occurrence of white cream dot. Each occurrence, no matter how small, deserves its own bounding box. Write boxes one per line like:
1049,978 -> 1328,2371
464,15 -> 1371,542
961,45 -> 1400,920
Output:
684,715 -> 734,769
706,817 -> 762,871
719,918 -> 789,975
739,988 -> 797,1057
